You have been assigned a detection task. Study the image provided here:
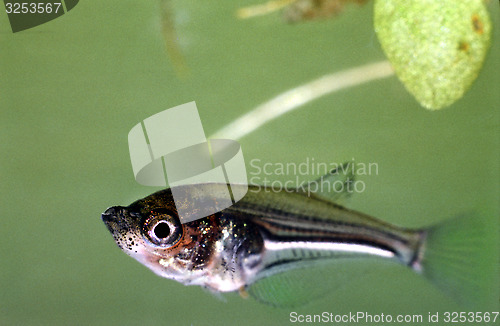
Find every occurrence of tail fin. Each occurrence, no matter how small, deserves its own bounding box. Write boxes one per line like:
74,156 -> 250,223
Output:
421,212 -> 498,308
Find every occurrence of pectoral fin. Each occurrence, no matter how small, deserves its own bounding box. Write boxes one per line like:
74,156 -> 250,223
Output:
247,258 -> 371,307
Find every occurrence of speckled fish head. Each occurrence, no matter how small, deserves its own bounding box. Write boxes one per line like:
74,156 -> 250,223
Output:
101,189 -> 221,284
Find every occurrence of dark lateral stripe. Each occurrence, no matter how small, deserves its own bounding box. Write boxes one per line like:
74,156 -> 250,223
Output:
254,216 -> 409,252
263,229 -> 399,259
229,203 -> 412,246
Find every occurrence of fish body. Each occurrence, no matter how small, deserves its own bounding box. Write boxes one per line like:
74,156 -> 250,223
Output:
101,169 -> 490,306
102,183 -> 423,292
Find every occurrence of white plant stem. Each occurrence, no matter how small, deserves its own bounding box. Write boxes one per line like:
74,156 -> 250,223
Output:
210,60 -> 394,141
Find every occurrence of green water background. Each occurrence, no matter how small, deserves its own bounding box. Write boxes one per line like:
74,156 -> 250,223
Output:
1,1 -> 498,325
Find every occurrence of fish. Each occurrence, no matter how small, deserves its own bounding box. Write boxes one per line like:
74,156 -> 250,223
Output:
101,164 -> 491,307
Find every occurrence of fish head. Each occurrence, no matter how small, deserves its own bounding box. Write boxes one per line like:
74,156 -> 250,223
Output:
101,189 -> 220,285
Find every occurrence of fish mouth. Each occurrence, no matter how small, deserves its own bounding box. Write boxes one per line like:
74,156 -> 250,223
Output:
101,206 -> 128,233
101,206 -> 122,221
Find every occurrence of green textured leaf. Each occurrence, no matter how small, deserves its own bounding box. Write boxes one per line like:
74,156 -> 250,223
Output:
374,0 -> 491,110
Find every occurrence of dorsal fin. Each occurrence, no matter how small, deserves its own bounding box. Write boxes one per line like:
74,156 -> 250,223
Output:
299,162 -> 356,204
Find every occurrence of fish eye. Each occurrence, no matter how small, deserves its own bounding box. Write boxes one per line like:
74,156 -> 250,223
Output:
143,209 -> 182,248
153,222 -> 170,239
